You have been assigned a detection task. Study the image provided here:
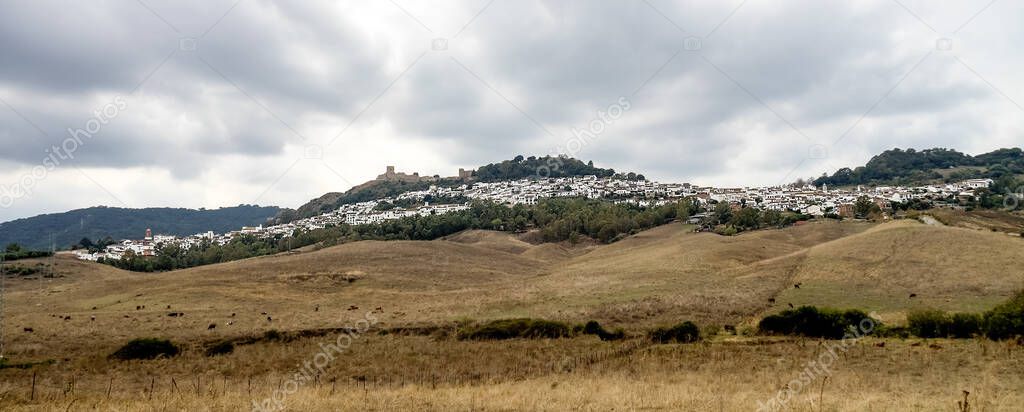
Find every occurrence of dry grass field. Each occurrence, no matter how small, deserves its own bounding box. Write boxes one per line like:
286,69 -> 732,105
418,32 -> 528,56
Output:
2,217 -> 1024,411
2,336 -> 1023,411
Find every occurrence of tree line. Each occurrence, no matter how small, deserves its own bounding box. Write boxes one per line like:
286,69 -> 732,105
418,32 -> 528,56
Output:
1,243 -> 53,262
816,147 -> 1024,187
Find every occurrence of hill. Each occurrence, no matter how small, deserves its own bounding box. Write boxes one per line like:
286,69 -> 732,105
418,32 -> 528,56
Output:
0,205 -> 281,250
815,147 -> 1024,187
473,155 -> 616,182
11,216 -> 1024,349
765,220 -> 1024,320
283,156 -> 619,222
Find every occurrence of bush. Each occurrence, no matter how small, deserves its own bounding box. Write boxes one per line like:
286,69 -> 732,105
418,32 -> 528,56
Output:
264,330 -> 284,341
205,341 -> 235,357
759,306 -> 878,339
907,309 -> 949,338
458,319 -> 572,340
110,338 -> 180,360
984,291 -> 1024,340
875,325 -> 910,339
650,321 -> 701,344
948,313 -> 983,339
581,320 -> 625,341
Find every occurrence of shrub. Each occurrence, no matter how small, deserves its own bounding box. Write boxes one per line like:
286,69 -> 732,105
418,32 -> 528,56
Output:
907,309 -> 949,338
759,306 -> 878,339
458,319 -> 572,340
264,330 -> 284,341
875,325 -> 910,339
110,338 -> 180,360
581,320 -> 625,341
205,341 -> 235,357
650,321 -> 701,344
984,291 -> 1024,340
948,313 -> 983,339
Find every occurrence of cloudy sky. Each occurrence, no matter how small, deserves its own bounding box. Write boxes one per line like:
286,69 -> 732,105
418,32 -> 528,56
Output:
1,0 -> 1021,222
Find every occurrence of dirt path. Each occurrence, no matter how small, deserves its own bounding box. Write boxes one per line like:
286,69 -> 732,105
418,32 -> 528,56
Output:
919,215 -> 944,226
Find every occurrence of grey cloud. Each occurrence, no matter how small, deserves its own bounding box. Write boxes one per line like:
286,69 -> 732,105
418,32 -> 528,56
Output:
0,0 -> 1021,222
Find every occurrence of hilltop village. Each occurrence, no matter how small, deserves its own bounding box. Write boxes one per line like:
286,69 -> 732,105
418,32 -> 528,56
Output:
75,166 -> 993,262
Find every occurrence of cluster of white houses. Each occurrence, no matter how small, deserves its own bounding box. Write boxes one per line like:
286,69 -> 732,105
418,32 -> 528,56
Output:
75,171 -> 994,262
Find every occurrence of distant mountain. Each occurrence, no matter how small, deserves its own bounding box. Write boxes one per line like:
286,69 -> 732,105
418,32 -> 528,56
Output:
282,156 -> 619,222
0,205 -> 281,250
815,148 -> 1024,187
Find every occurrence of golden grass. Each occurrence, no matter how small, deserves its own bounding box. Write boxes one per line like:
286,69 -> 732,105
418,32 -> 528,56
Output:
770,220 -> 1024,318
6,217 -> 1023,360
2,334 -> 1022,411
3,217 -> 1024,410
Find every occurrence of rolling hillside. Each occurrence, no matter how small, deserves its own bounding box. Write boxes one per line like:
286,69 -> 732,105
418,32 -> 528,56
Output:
766,220 -> 1024,320
7,217 -> 1022,361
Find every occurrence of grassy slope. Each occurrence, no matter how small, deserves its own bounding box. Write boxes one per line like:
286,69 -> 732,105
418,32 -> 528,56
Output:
5,217 -> 1024,361
768,220 -> 1024,321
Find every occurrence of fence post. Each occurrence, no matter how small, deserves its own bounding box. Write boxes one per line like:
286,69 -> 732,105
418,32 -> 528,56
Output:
30,371 -> 37,401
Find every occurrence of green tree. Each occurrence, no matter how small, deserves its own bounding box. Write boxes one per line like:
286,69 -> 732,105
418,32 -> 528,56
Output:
762,209 -> 783,227
711,202 -> 733,225
731,207 -> 761,230
853,196 -> 877,218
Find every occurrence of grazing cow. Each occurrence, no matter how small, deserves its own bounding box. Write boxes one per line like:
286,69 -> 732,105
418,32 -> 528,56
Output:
63,316 -> 71,321
230,313 -> 236,317
208,323 -> 217,330
167,305 -> 171,309
136,306 -> 141,310
793,283 -> 802,289
723,325 -> 737,334
227,321 -> 234,326
260,312 -> 268,315
909,293 -> 917,299
348,305 -> 359,311
768,298 -> 776,304
787,303 -> 794,309
23,327 -> 33,333
90,316 -> 96,321
267,316 -> 273,322
314,305 -> 320,312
